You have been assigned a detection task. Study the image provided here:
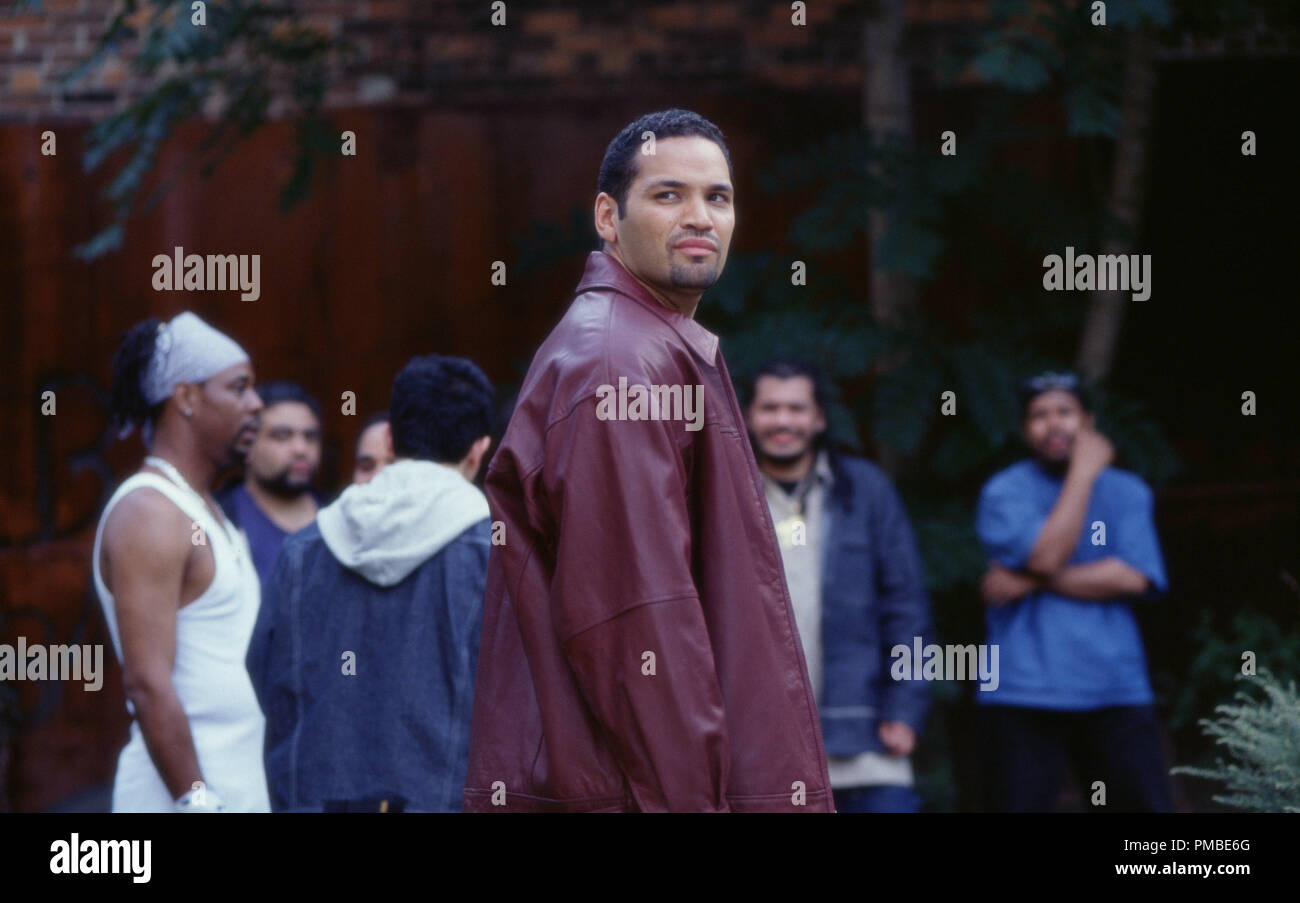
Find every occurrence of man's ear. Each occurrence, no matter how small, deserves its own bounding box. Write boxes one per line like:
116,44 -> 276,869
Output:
594,192 -> 619,248
172,382 -> 199,417
460,435 -> 492,480
473,434 -> 491,460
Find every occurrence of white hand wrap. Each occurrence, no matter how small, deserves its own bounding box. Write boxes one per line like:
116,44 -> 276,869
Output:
174,787 -> 226,813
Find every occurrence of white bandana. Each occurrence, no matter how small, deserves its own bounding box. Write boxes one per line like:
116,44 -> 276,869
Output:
142,312 -> 249,406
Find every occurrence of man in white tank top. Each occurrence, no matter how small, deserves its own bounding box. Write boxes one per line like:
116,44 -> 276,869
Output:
93,311 -> 271,812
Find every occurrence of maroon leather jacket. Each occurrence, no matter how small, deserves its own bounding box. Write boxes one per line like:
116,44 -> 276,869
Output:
463,251 -> 833,812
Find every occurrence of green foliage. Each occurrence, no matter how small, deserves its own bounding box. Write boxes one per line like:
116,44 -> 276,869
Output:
1172,669 -> 1300,812
706,120 -> 1179,591
12,0 -> 352,259
1160,610 -> 1300,733
17,0 -> 1297,263
948,0 -> 1172,137
514,205 -> 598,277
760,129 -> 989,277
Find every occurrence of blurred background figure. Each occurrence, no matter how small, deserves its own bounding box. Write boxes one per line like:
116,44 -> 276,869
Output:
247,355 -> 494,812
218,381 -> 323,584
94,312 -> 269,812
976,371 -> 1171,812
743,358 -> 933,813
351,411 -> 394,486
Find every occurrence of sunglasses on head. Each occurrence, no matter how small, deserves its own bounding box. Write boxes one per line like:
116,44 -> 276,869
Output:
1022,372 -> 1080,394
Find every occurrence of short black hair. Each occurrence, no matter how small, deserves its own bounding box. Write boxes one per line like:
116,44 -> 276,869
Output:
389,355 -> 494,463
1019,370 -> 1091,417
109,317 -> 164,438
740,358 -> 832,451
740,358 -> 830,412
256,381 -> 321,423
355,410 -> 389,451
596,108 -> 733,247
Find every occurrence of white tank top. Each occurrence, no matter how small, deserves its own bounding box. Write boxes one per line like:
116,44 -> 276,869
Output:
92,471 -> 270,812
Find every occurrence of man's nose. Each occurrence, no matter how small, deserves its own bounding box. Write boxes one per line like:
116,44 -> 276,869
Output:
680,193 -> 714,232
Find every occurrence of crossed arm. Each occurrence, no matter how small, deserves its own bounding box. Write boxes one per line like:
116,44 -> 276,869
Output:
979,441 -> 1152,606
982,557 -> 1149,606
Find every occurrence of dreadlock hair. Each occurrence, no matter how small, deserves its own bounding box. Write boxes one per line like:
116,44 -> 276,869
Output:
109,317 -> 164,439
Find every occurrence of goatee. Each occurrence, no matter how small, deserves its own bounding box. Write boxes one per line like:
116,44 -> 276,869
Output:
255,468 -> 314,500
668,262 -> 718,290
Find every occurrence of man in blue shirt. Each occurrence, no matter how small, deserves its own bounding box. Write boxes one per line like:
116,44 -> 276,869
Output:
975,371 -> 1171,812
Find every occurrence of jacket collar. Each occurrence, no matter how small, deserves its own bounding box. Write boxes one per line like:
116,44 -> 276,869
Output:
812,449 -> 834,486
759,449 -> 834,503
575,251 -> 720,366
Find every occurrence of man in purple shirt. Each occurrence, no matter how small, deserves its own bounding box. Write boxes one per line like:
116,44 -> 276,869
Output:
218,381 -> 323,583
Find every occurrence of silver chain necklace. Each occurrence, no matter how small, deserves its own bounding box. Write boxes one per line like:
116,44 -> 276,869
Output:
144,455 -> 200,497
143,455 -> 241,560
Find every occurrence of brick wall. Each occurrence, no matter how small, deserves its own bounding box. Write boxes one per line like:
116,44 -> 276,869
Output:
0,0 -> 987,120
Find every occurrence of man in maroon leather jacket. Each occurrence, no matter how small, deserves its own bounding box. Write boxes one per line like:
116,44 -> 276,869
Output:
463,109 -> 834,812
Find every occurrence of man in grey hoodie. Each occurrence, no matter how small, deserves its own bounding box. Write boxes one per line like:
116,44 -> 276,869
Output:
247,354 -> 494,812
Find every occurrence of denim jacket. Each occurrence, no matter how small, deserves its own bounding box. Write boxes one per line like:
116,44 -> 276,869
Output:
818,454 -> 933,756
246,460 -> 490,812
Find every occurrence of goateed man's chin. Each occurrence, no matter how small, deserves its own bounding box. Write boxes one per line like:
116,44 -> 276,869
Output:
668,263 -> 720,289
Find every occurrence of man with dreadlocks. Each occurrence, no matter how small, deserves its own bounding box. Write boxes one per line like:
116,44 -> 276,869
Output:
92,311 -> 270,812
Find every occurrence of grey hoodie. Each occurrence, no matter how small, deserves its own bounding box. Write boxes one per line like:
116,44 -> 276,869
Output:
316,458 -> 489,586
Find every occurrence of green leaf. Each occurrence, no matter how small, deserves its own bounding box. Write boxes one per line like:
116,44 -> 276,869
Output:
970,41 -> 1052,92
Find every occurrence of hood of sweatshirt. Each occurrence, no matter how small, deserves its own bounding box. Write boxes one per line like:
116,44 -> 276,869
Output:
316,458 -> 489,587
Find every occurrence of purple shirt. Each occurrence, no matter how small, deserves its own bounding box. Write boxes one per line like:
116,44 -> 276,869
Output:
218,484 -> 316,586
